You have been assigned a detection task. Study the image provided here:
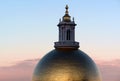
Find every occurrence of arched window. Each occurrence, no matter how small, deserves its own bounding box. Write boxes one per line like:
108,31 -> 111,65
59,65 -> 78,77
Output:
67,29 -> 70,40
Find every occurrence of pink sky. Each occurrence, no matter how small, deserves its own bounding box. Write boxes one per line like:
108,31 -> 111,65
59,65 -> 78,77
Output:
0,59 -> 120,81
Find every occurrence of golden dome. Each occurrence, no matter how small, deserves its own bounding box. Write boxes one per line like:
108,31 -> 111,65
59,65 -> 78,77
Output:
32,49 -> 101,81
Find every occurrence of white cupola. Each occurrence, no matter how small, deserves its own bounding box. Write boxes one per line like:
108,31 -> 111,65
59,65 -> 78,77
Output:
54,5 -> 79,49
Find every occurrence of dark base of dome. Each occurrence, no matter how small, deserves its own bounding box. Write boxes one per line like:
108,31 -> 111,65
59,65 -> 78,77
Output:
55,46 -> 79,51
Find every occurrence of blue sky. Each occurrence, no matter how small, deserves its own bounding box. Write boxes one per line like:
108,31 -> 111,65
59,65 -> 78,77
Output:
0,0 -> 120,66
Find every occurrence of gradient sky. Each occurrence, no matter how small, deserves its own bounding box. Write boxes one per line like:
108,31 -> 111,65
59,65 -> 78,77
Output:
0,0 -> 120,66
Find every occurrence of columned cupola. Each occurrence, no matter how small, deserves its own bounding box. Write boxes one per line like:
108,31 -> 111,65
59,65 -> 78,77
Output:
54,5 -> 79,49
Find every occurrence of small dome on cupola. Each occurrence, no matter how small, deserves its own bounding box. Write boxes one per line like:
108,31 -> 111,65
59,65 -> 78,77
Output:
63,5 -> 71,22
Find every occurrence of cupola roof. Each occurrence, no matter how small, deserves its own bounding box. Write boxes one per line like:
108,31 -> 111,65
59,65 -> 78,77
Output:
63,5 -> 71,22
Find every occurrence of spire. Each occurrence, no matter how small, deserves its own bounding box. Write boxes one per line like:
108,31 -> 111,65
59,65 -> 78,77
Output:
63,5 -> 71,22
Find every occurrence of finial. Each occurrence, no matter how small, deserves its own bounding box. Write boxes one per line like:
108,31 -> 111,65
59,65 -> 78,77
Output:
66,5 -> 69,9
63,5 -> 71,22
73,17 -> 74,22
65,5 -> 69,14
59,18 -> 61,22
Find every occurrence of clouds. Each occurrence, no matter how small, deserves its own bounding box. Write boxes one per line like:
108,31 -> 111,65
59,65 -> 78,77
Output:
0,59 -> 119,81
0,59 -> 39,81
98,59 -> 120,81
